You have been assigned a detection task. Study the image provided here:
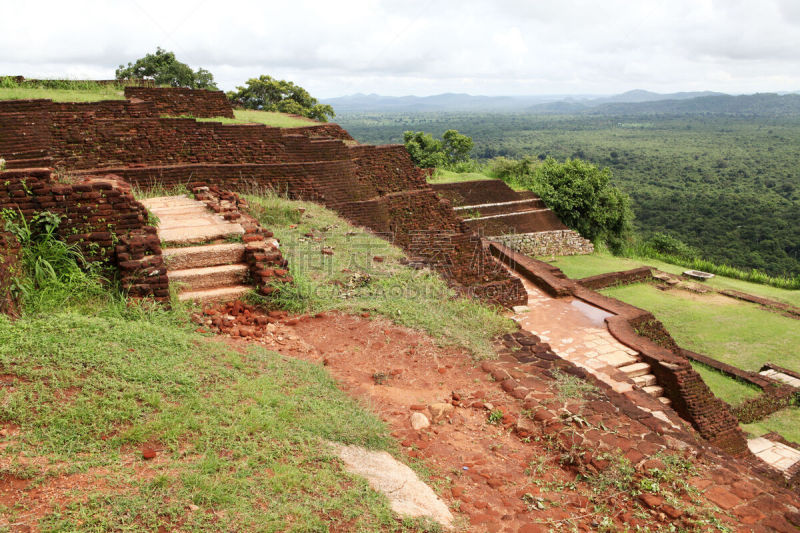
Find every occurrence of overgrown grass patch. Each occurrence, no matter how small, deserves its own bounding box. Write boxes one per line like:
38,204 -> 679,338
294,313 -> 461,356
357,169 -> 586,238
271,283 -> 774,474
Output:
601,283 -> 800,374
244,191 -> 515,358
427,168 -> 496,184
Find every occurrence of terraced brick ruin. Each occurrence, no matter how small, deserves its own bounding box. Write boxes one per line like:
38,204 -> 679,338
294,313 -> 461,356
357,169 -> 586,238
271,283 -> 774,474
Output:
1,86 -> 799,530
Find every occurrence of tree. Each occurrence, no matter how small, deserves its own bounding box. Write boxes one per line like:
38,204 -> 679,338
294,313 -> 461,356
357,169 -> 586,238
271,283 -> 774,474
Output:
226,75 -> 335,122
530,158 -> 634,251
115,48 -> 218,89
403,129 -> 474,168
442,129 -> 474,163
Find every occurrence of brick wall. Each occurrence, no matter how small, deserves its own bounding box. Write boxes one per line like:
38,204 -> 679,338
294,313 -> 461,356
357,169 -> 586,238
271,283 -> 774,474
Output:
0,98 -> 526,307
0,169 -> 168,301
124,87 -> 234,118
284,124 -> 354,141
432,180 -> 522,206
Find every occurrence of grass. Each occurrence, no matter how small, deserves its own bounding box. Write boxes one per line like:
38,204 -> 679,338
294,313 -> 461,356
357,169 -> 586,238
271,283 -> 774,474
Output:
244,190 -> 515,359
600,283 -> 800,374
0,79 -> 126,102
742,407 -> 800,444
426,169 -> 496,184
689,362 -> 762,406
186,110 -> 318,128
546,250 -> 800,307
0,230 -> 435,531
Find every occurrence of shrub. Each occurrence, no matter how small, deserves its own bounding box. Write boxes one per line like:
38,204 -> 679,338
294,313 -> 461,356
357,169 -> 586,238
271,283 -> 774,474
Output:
227,75 -> 334,122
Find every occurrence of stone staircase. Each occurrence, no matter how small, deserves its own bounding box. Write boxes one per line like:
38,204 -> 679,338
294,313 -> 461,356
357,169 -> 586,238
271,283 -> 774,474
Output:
618,361 -> 671,405
140,195 -> 257,303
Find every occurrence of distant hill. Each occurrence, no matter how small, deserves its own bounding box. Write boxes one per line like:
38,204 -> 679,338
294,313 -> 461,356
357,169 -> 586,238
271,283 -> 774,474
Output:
322,93 -> 578,113
329,90 -> 800,117
584,93 -> 800,116
325,89 -> 732,114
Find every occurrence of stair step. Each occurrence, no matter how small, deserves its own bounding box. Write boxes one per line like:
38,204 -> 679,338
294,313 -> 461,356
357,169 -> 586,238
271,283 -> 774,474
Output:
163,243 -> 246,270
658,396 -> 672,406
178,285 -> 252,303
159,225 -> 245,246
619,362 -> 651,378
633,374 -> 657,387
643,385 -> 664,397
169,264 -> 249,291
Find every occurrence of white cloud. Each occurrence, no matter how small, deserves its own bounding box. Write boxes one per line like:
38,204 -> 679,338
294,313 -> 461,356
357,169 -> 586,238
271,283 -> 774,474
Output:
1,0 -> 799,96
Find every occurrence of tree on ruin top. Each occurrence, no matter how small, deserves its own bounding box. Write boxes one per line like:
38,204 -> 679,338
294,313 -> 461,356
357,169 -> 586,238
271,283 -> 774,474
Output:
115,48 -> 218,90
227,75 -> 335,122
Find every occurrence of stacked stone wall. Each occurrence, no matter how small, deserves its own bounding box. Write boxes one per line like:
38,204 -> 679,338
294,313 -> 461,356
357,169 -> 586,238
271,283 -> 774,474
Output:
0,169 -> 167,301
284,124 -> 354,141
495,229 -> 594,257
124,87 -> 234,118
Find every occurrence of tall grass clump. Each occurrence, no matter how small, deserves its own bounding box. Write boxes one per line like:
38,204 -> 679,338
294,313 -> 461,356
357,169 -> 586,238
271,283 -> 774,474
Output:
2,209 -> 109,314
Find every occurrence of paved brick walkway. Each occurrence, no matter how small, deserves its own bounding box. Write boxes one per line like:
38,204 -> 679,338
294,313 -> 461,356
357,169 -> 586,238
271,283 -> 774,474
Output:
511,276 -> 638,395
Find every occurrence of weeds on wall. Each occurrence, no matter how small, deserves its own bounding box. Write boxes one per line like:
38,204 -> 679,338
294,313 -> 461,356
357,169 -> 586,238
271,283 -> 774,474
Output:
2,209 -> 108,314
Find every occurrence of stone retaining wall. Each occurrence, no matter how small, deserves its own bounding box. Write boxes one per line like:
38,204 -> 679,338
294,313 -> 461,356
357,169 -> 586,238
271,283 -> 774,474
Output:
495,229 -> 594,257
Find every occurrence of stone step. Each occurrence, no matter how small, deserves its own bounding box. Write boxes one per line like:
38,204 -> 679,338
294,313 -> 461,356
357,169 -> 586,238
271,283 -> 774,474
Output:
159,225 -> 245,246
140,195 -> 198,208
618,362 -> 651,378
178,285 -> 253,304
633,374 -> 657,387
643,385 -> 664,397
169,264 -> 249,291
149,205 -> 212,217
658,396 -> 672,406
163,243 -> 246,270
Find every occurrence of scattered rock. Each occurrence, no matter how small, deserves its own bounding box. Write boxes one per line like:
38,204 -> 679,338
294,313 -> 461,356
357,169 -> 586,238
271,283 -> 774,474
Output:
330,442 -> 453,529
410,412 -> 430,430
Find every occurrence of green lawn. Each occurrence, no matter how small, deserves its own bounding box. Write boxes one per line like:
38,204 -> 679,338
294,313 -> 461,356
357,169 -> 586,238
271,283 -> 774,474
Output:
192,110 -> 319,128
0,84 -> 125,102
427,169 -> 496,184
548,251 -> 800,307
690,362 -> 762,406
742,407 -> 800,444
601,283 -> 800,374
245,191 -> 514,359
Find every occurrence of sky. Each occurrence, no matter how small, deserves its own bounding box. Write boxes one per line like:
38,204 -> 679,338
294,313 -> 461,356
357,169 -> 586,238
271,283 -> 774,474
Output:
3,0 -> 800,98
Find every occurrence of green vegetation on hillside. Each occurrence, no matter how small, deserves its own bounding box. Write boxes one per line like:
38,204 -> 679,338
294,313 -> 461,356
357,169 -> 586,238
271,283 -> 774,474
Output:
186,109 -> 319,128
338,112 -> 800,278
245,191 -> 515,359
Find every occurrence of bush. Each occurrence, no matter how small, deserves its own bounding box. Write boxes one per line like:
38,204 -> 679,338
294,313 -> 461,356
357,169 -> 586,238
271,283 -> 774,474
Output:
521,158 -> 634,252
403,129 -> 474,168
227,75 -> 334,122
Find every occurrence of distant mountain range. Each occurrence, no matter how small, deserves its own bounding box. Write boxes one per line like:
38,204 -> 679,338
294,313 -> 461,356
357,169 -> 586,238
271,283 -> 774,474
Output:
323,89 -> 800,115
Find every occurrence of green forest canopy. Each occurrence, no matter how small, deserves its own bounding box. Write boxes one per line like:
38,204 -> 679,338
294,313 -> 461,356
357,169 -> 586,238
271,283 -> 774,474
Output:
339,112 -> 800,277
